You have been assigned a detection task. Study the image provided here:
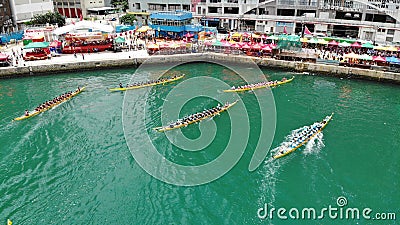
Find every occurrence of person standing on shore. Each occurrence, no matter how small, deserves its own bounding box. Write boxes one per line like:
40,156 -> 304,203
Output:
82,53 -> 85,60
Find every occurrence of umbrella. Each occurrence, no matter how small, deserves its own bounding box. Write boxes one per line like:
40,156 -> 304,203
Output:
361,42 -> 374,48
351,42 -> 362,48
373,56 -> 386,62
385,56 -> 400,63
24,42 -> 50,49
260,34 -> 267,39
114,37 -> 125,43
328,40 -> 339,46
242,32 -> 250,37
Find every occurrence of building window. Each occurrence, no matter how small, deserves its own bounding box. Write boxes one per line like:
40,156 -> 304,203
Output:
387,29 -> 395,35
135,3 -> 140,9
386,36 -> 393,42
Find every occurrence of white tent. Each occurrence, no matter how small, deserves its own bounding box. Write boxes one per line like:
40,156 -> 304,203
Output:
53,21 -> 113,35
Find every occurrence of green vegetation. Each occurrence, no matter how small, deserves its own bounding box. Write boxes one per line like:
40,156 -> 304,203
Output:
111,0 -> 128,11
120,14 -> 136,25
26,12 -> 66,27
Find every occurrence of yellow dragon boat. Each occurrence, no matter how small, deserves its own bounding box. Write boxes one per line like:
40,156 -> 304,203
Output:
223,76 -> 294,93
14,87 -> 86,121
109,74 -> 185,92
273,113 -> 334,159
153,100 -> 238,132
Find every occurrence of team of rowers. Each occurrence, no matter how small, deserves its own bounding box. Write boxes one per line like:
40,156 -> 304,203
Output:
165,103 -> 229,129
119,75 -> 182,88
229,77 -> 287,91
24,87 -> 82,116
278,118 -> 329,154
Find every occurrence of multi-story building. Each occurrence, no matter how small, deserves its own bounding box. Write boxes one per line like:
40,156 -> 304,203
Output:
125,0 -> 400,43
9,0 -> 54,22
194,0 -> 400,43
128,0 -> 191,13
0,0 -> 14,32
53,0 -> 106,18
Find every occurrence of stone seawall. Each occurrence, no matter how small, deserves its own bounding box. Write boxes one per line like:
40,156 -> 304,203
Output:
1,53 -> 400,83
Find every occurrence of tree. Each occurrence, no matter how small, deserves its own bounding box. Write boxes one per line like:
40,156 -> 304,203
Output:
29,12 -> 66,27
120,14 -> 136,26
111,0 -> 128,11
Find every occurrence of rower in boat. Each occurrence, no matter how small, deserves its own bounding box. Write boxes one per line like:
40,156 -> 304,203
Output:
24,110 -> 29,116
119,83 -> 123,88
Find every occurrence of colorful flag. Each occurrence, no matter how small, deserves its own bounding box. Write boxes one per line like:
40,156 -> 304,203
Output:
79,13 -> 83,21
304,25 -> 312,35
283,26 -> 287,34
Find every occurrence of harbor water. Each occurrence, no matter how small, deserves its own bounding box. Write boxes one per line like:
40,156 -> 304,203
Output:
0,62 -> 399,224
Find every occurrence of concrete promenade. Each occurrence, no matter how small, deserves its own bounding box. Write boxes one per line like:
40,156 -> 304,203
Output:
1,48 -> 400,83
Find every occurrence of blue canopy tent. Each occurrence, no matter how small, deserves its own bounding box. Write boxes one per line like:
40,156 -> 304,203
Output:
385,56 -> 400,64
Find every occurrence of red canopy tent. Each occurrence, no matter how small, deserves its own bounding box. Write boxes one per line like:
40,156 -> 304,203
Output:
328,40 -> 339,46
241,43 -> 251,49
252,43 -> 262,50
351,42 -> 362,48
262,45 -> 272,51
373,56 -> 386,62
184,33 -> 194,38
230,43 -> 241,48
0,53 -> 9,61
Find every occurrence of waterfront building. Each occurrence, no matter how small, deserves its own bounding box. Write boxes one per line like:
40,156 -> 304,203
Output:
150,11 -> 204,38
193,0 -> 400,44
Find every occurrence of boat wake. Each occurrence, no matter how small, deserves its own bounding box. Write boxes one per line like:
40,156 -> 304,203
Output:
303,132 -> 325,155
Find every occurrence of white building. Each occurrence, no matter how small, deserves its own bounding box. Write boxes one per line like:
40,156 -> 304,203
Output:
9,0 -> 54,22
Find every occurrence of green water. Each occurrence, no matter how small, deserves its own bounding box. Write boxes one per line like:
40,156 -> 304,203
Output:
0,63 -> 399,224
